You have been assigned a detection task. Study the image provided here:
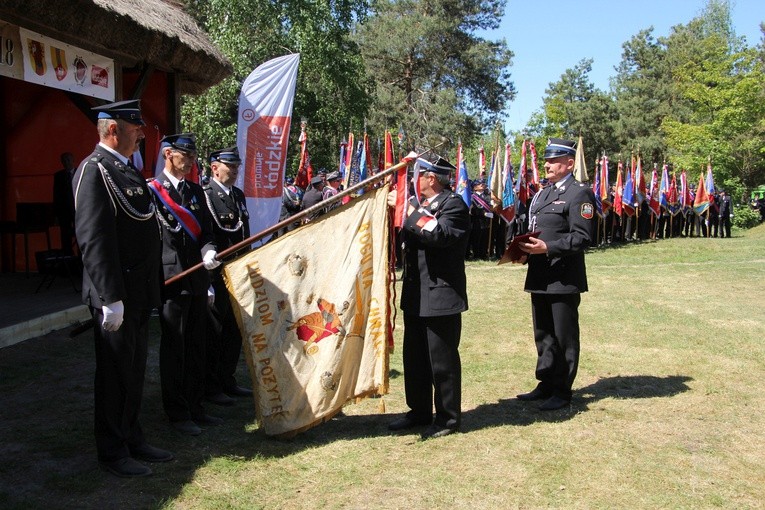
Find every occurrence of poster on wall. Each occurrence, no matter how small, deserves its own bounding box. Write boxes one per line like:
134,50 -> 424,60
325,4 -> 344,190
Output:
18,26 -> 114,101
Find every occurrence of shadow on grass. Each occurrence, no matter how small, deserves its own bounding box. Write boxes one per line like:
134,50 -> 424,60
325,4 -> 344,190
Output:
0,319 -> 694,509
459,374 -> 694,432
0,321 -> 429,509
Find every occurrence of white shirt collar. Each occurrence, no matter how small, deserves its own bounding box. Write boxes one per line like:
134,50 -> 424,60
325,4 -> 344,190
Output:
98,142 -> 129,166
213,178 -> 231,195
555,174 -> 573,189
163,170 -> 183,189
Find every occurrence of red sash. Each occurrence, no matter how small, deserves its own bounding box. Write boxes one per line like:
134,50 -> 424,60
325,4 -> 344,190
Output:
149,179 -> 202,242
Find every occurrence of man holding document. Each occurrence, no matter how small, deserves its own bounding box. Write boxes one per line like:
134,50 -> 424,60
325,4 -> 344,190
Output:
512,138 -> 596,411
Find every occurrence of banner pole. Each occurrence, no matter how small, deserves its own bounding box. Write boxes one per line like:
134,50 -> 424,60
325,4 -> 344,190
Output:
164,145 -> 443,286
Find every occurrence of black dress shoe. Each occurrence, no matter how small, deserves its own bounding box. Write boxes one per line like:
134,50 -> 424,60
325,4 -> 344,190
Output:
539,395 -> 570,411
193,414 -> 224,426
99,457 -> 152,478
129,443 -> 174,463
224,385 -> 253,397
421,424 -> 458,440
171,420 -> 202,436
388,415 -> 431,431
206,392 -> 236,407
516,387 -> 551,401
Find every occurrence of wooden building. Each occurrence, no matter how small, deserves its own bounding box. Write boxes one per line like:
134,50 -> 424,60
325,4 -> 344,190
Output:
0,0 -> 231,272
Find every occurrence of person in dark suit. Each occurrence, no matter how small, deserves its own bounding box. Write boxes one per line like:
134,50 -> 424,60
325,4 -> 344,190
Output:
53,152 -> 77,254
73,99 -> 173,478
151,133 -> 222,436
718,190 -> 732,238
387,153 -> 471,439
514,137 -> 596,411
202,146 -> 252,406
301,175 -> 325,221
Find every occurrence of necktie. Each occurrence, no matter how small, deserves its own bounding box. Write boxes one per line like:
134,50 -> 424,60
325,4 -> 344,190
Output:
177,180 -> 188,205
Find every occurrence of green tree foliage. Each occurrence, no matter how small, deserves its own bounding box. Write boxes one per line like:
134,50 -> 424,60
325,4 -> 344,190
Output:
355,0 -> 515,152
611,28 -> 679,164
528,59 -> 618,171
661,0 -> 765,188
182,0 -> 371,174
524,0 -> 764,199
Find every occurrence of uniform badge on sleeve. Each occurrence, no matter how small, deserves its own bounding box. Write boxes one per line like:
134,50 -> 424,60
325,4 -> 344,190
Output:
581,203 -> 594,220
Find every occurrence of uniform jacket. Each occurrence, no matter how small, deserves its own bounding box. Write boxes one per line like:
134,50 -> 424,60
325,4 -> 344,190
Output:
203,179 -> 251,262
525,177 -> 595,294
73,145 -> 160,309
152,172 -> 215,295
301,186 -> 325,220
719,195 -> 731,217
401,189 -> 471,317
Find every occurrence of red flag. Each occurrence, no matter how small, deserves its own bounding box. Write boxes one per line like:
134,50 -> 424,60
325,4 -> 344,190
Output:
693,172 -> 710,215
384,131 -> 394,170
668,173 -> 680,216
515,141 -> 528,205
600,154 -> 611,213
529,140 -> 539,188
648,164 -> 661,216
295,123 -> 309,189
305,151 -> 314,184
613,162 -> 623,216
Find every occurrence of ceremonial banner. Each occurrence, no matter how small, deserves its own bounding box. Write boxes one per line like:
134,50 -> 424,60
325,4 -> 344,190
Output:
455,142 -> 471,207
574,135 -> 588,182
224,187 -> 391,436
18,26 -> 114,100
236,53 -> 300,245
693,172 -> 710,215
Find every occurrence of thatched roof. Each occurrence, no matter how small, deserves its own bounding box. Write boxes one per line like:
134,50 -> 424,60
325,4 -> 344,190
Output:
0,0 -> 232,95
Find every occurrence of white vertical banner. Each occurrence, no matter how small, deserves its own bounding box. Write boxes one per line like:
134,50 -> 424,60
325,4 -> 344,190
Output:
236,54 -> 300,245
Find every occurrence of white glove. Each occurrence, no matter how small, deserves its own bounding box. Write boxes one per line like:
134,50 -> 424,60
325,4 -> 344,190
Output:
102,300 -> 124,332
203,250 -> 221,270
207,285 -> 216,307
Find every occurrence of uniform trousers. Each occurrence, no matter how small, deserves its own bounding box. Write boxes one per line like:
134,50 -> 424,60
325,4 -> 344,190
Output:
205,274 -> 243,395
720,216 -> 731,237
530,293 -> 581,400
402,313 -> 462,429
92,305 -> 149,462
159,288 -> 208,422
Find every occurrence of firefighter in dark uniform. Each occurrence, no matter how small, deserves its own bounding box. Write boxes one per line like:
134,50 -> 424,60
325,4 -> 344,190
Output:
301,175 -> 325,221
514,138 -> 596,411
386,153 -> 471,439
202,146 -> 252,406
73,100 -> 173,478
151,133 -> 222,436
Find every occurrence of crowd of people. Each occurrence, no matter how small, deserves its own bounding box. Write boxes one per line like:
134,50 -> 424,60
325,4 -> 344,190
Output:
463,176 -> 740,264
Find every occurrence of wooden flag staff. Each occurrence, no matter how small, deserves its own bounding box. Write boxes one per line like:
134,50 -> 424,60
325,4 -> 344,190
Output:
164,143 -> 445,286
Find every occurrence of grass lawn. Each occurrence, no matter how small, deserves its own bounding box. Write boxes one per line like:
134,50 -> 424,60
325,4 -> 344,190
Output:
1,224 -> 764,509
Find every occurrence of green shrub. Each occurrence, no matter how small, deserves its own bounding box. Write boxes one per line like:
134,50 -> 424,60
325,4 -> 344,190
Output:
732,204 -> 761,229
